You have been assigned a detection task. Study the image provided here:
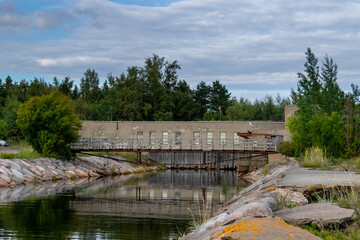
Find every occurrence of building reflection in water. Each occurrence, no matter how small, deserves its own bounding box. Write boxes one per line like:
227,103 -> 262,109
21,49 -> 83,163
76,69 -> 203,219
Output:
70,170 -> 249,220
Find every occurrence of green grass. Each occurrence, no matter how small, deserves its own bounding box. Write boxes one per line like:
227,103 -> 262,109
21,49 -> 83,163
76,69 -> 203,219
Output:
299,146 -> 360,171
304,225 -> 360,240
301,147 -> 331,168
0,152 -> 17,159
1,141 -> 42,160
335,188 -> 360,218
338,157 -> 360,171
120,152 -> 138,162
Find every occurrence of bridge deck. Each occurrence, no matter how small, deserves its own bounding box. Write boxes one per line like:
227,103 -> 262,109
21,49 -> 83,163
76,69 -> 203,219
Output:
71,137 -> 281,153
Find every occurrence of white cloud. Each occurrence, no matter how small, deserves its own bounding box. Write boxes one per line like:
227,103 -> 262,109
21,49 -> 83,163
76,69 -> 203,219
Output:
37,56 -> 116,67
1,0 -> 360,98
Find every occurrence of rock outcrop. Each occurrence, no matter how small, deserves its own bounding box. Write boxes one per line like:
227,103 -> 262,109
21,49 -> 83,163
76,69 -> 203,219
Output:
181,160 -> 301,240
194,218 -> 322,240
275,203 -> 356,227
273,188 -> 308,206
0,156 -> 157,186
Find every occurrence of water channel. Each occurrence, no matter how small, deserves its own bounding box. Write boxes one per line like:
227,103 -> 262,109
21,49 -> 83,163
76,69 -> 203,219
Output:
0,170 -> 248,239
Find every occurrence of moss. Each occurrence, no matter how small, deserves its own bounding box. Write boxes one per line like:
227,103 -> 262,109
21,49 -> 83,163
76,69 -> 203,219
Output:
262,166 -> 269,175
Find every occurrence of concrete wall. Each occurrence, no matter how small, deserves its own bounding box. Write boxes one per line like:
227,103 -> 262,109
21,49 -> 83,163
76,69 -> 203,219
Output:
284,106 -> 299,123
80,120 -> 290,142
148,152 -> 267,170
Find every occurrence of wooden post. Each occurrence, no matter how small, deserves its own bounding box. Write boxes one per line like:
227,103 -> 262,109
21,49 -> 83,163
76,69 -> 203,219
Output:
202,151 -> 206,168
137,152 -> 142,164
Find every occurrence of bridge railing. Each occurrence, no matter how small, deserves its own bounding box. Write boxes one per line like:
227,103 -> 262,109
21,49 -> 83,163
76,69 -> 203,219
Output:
71,137 -> 280,152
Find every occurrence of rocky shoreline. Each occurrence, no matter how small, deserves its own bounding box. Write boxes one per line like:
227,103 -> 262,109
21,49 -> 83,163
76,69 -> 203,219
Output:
0,155 -> 158,187
181,160 -> 358,240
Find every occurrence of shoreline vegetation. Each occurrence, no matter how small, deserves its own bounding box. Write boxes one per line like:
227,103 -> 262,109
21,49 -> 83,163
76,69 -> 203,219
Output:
180,159 -> 360,240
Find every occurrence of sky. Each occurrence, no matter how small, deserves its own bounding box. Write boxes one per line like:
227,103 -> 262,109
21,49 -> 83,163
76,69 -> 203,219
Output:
1,0 -> 360,101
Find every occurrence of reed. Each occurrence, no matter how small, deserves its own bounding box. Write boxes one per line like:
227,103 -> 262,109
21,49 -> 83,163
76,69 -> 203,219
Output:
301,147 -> 330,168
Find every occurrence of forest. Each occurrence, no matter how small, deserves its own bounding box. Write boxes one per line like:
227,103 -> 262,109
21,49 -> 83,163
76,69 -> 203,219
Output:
0,54 -> 290,141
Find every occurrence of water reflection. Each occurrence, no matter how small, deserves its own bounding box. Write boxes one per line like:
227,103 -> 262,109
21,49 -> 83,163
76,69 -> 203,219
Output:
0,170 -> 248,240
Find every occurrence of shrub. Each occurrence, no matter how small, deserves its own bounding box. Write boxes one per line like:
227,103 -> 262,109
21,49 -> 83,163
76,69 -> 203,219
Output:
0,152 -> 16,159
16,91 -> 81,159
277,141 -> 296,157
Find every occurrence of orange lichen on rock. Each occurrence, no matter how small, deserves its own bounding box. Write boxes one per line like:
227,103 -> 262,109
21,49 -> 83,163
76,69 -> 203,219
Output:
307,184 -> 323,192
265,187 -> 275,192
212,218 -> 321,240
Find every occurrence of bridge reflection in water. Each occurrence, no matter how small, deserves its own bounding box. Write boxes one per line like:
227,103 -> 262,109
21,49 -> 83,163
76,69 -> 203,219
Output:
69,171 -> 249,220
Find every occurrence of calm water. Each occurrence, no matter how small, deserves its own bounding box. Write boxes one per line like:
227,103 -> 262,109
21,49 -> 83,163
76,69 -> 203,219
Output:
0,170 -> 248,239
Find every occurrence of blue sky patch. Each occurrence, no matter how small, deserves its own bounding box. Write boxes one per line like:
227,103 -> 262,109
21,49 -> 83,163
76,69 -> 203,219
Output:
109,0 -> 181,7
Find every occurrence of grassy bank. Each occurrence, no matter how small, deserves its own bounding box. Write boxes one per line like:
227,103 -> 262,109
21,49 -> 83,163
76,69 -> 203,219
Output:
299,147 -> 360,172
0,141 -> 42,160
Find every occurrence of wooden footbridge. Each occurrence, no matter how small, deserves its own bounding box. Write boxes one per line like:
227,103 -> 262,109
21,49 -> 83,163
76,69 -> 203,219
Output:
71,133 -> 282,168
71,136 -> 281,152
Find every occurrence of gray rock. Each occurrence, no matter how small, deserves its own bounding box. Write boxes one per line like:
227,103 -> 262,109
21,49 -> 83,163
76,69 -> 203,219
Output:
188,197 -> 276,239
20,168 -> 35,179
193,212 -> 229,235
0,166 -> 11,176
18,159 -> 31,168
29,166 -> 42,176
10,169 -> 25,182
256,197 -> 278,212
225,200 -> 274,223
275,203 -> 356,227
36,165 -> 45,172
0,173 -> 11,183
274,188 -> 308,206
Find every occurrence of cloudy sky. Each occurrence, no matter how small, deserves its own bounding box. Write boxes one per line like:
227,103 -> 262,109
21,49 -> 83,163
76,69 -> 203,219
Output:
0,0 -> 360,100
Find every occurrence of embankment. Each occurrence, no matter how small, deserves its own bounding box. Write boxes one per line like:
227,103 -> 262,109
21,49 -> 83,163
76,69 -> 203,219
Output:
0,155 -> 158,186
181,160 -> 358,240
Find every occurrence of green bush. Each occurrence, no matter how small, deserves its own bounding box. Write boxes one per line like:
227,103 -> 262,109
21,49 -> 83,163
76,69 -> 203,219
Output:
16,91 -> 81,159
0,120 -> 7,140
277,141 -> 296,157
0,152 -> 16,159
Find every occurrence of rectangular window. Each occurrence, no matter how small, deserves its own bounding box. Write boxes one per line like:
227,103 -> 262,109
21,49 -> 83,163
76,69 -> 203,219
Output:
136,131 -> 143,147
162,132 -> 169,145
206,132 -> 213,145
149,132 -> 155,145
137,131 -> 143,139
220,132 -> 226,144
193,132 -> 200,145
233,132 -> 240,145
175,132 -> 182,145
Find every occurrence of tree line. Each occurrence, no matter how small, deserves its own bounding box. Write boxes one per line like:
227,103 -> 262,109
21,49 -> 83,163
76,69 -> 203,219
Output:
0,54 -> 290,141
287,48 -> 360,158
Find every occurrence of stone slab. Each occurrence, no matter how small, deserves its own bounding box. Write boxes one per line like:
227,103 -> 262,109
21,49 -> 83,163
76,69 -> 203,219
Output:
277,167 -> 360,187
275,203 -> 356,227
